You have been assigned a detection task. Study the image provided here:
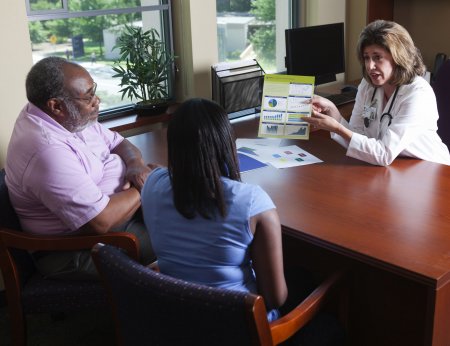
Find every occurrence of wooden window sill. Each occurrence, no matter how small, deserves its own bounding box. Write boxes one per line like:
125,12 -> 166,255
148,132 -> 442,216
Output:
100,104 -> 178,137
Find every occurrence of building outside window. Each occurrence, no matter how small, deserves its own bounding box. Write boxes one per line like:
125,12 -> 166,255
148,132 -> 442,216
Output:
216,0 -> 298,73
25,0 -> 173,116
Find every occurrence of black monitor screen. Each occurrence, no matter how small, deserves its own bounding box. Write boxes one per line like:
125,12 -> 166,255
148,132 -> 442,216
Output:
285,22 -> 345,85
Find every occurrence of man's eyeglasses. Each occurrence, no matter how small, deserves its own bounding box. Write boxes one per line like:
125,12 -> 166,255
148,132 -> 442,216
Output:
66,82 -> 98,104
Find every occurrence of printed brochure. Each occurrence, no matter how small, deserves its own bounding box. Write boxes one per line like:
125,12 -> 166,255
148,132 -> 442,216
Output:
258,74 -> 315,140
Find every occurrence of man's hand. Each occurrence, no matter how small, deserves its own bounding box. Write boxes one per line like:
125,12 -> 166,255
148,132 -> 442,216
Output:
124,160 -> 151,191
112,139 -> 152,192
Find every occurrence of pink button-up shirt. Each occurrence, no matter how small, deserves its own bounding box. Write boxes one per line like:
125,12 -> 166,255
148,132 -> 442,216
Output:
5,103 -> 125,235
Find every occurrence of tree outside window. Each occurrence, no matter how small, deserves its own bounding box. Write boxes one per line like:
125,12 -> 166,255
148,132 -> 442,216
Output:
217,0 -> 283,73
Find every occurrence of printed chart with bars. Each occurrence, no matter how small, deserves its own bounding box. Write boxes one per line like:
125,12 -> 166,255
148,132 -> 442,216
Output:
258,74 -> 315,140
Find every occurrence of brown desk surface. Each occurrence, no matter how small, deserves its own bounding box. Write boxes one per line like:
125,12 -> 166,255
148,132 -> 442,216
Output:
129,114 -> 450,344
128,115 -> 450,290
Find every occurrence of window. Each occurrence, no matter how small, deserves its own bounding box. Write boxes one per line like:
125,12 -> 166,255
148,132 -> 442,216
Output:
216,0 -> 299,73
25,0 -> 174,117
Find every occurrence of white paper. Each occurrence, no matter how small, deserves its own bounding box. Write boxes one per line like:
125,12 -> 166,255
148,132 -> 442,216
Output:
236,138 -> 322,169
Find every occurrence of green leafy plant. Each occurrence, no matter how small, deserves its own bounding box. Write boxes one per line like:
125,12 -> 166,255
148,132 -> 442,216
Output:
112,25 -> 174,105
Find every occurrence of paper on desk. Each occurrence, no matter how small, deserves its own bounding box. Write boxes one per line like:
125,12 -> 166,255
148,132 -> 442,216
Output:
238,153 -> 268,173
236,138 -> 322,169
236,138 -> 283,148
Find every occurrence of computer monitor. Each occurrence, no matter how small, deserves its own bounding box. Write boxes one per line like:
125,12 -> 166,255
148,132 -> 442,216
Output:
285,22 -> 345,85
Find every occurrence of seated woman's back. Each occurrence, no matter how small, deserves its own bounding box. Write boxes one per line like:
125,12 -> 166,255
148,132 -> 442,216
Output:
141,98 -> 287,320
141,167 -> 273,293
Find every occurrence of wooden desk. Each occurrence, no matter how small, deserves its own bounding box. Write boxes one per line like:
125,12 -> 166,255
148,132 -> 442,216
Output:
128,116 -> 450,346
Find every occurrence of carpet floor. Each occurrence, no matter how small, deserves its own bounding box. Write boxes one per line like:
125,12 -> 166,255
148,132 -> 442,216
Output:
0,307 -> 116,345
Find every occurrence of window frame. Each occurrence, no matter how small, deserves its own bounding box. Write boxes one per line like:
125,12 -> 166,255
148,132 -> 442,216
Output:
25,0 -> 174,121
26,0 -> 69,16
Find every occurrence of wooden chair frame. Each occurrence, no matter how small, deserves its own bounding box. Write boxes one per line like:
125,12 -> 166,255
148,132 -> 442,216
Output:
92,243 -> 345,346
0,227 -> 139,346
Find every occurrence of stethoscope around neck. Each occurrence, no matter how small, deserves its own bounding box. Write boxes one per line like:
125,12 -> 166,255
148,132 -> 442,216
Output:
365,86 -> 400,128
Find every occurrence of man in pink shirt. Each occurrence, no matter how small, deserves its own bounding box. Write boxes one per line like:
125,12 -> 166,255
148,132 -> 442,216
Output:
5,56 -> 154,280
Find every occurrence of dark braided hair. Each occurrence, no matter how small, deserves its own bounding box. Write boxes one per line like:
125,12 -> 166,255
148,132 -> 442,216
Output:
167,98 -> 241,219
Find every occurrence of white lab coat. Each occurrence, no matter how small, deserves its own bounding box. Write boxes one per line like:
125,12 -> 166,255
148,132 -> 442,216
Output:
332,76 -> 450,166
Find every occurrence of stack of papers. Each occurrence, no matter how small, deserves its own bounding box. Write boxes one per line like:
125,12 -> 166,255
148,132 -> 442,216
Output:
237,138 -> 322,171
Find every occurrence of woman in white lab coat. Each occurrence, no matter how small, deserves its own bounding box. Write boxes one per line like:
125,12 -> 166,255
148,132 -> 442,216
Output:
302,20 -> 450,166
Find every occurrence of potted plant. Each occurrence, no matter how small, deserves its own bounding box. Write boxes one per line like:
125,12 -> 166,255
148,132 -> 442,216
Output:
112,25 -> 175,115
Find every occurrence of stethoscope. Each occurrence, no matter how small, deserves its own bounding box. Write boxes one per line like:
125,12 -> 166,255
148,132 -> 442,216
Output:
364,86 -> 400,128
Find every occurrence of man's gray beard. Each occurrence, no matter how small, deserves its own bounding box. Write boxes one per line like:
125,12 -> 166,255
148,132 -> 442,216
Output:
63,99 -> 96,132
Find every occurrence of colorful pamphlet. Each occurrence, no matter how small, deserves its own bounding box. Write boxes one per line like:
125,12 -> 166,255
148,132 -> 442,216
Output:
237,152 -> 268,173
236,138 -> 322,169
258,74 -> 315,140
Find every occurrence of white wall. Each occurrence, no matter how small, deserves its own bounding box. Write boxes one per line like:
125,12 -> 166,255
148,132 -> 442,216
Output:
0,0 -> 33,291
304,0 -> 347,86
305,0 -> 346,26
346,0 -> 367,82
0,0 -> 33,168
275,1 -> 292,72
171,0 -> 218,101
394,0 -> 450,69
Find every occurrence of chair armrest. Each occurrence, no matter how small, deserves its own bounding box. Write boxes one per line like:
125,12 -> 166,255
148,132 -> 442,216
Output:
269,270 -> 345,345
147,260 -> 160,272
0,227 -> 139,261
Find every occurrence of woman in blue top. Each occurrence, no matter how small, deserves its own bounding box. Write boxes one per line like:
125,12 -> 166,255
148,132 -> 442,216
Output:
141,98 -> 288,320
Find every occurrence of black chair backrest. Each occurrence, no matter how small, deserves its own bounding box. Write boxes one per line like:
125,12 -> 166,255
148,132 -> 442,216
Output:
432,59 -> 450,148
93,243 -> 262,346
0,169 -> 21,231
431,53 -> 447,84
0,169 -> 36,283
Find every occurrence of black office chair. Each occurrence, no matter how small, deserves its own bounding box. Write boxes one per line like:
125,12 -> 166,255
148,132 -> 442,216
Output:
0,169 -> 140,346
92,243 -> 346,346
432,58 -> 450,147
431,53 -> 447,84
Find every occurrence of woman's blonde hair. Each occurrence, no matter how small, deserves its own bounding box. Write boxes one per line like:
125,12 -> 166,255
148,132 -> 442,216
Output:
357,20 -> 426,86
